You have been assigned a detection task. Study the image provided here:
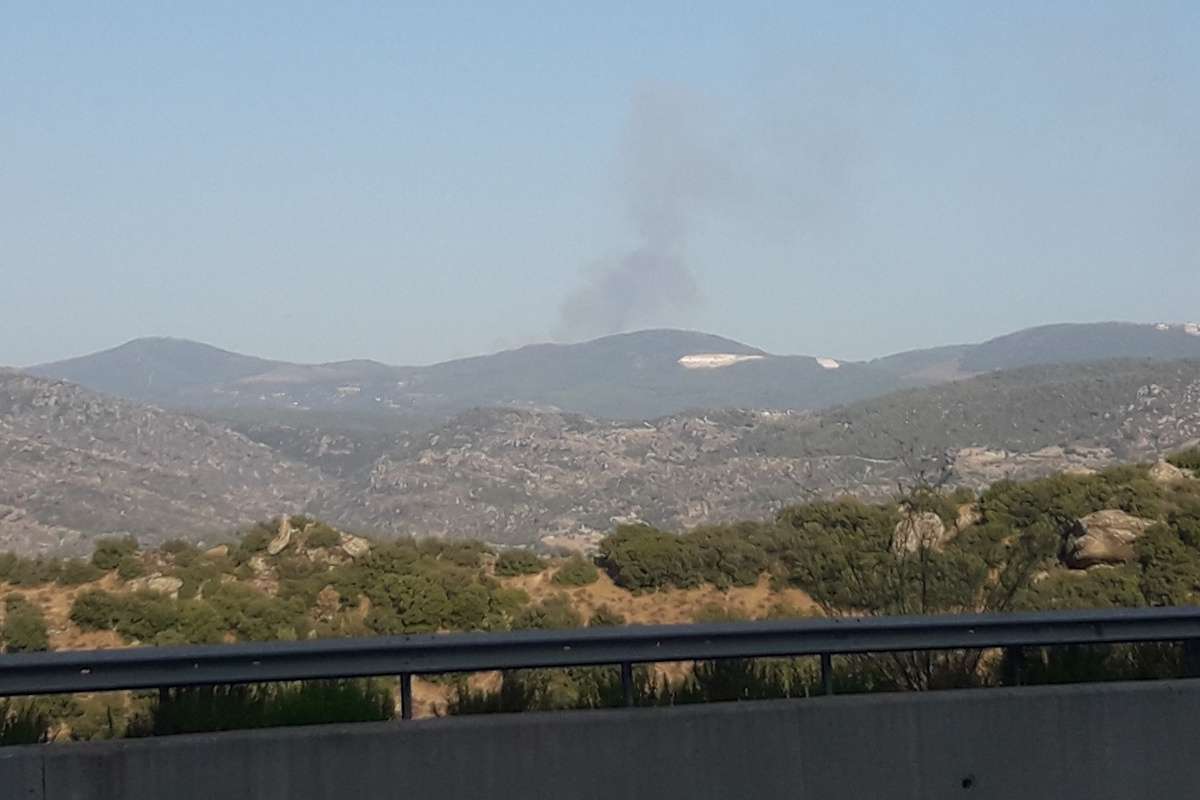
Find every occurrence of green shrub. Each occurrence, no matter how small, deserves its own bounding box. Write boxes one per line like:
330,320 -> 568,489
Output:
511,595 -> 580,630
494,550 -> 545,577
1167,448 -> 1200,472
304,524 -> 341,549
116,556 -> 146,581
70,589 -> 123,631
2,595 -> 49,653
125,680 -> 392,738
598,524 -> 703,590
56,558 -> 104,586
91,536 -> 139,570
551,556 -> 599,587
5,556 -> 62,587
0,700 -> 51,746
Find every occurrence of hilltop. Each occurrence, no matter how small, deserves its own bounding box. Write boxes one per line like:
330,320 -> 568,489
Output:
30,322 -> 1200,425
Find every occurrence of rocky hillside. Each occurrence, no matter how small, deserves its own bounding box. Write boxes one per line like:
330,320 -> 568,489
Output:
0,371 -> 331,554
310,359 -> 1200,544
3,358 -> 1200,554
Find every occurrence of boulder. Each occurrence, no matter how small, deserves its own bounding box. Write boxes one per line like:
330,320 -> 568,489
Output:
204,544 -> 229,559
892,511 -> 951,555
1065,510 -> 1157,568
341,534 -> 371,559
1149,461 -> 1188,484
146,575 -> 184,598
267,515 -> 292,555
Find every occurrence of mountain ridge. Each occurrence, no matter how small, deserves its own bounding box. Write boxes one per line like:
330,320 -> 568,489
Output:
27,321 -> 1200,423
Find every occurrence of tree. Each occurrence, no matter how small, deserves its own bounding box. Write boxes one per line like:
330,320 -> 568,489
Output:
551,556 -> 600,587
91,536 -> 139,570
494,550 -> 545,577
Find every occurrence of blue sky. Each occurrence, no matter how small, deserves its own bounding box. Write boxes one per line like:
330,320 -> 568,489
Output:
3,2 -> 1197,366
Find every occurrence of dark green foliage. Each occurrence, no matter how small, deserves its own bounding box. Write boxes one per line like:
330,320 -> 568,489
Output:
206,583 -> 308,642
91,536 -> 139,570
1167,447 -> 1200,472
511,595 -> 581,630
70,589 -> 123,631
1137,524 -> 1200,606
1008,643 -> 1182,686
598,524 -> 702,590
681,524 -> 770,588
125,680 -> 392,738
1019,567 -> 1144,610
116,555 -> 146,581
233,522 -> 275,560
304,524 -> 341,549
551,556 -> 599,587
56,558 -> 104,586
0,700 -> 51,746
2,594 -> 49,653
4,556 -> 63,587
494,550 -> 545,577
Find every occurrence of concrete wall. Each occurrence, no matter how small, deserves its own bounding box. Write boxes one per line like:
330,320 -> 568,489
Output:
3,679 -> 1199,800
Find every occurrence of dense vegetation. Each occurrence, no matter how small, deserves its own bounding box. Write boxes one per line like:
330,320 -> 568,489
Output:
0,450 -> 1198,739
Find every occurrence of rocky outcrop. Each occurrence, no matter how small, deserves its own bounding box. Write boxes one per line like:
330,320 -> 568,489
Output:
1149,461 -> 1188,484
267,515 -> 293,555
340,534 -> 371,559
892,512 -> 951,555
1065,510 -> 1157,568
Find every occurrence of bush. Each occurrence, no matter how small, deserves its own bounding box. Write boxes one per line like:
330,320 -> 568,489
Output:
91,536 -> 139,570
551,556 -> 599,587
511,595 -> 581,630
494,550 -> 545,577
598,525 -> 703,590
70,589 -> 122,631
304,524 -> 341,549
2,595 -> 50,653
116,555 -> 146,581
125,680 -> 392,737
56,558 -> 104,586
0,701 -> 51,746
1168,448 -> 1200,472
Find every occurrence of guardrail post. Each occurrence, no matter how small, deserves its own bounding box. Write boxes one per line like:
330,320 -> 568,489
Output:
820,653 -> 833,695
1184,640 -> 1200,679
400,673 -> 413,720
620,662 -> 634,707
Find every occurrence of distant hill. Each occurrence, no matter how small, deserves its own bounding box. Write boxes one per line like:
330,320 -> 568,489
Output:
29,322 -> 1200,424
30,329 -> 896,421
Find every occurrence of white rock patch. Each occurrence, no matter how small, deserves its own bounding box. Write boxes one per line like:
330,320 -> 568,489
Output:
678,354 -> 766,369
816,357 -> 840,370
1185,323 -> 1200,336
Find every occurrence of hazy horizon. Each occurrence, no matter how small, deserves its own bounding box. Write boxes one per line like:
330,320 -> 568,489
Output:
5,3 -> 1198,367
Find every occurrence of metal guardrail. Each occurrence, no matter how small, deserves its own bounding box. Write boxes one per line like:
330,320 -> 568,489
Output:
3,606 -> 1200,718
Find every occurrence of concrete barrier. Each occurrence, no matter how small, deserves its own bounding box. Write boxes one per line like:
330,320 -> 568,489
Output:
3,679 -> 1199,799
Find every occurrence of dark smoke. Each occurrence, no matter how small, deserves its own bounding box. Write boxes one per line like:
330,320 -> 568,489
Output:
557,88 -> 731,339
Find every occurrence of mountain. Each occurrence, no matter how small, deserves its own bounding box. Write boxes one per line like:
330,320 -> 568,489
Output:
30,322 -> 1200,425
31,329 -> 895,421
0,370 -> 331,554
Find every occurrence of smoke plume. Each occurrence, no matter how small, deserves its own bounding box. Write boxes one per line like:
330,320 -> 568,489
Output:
557,87 -> 732,339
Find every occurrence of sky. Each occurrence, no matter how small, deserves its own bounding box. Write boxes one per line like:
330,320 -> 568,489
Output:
3,2 -> 1198,367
